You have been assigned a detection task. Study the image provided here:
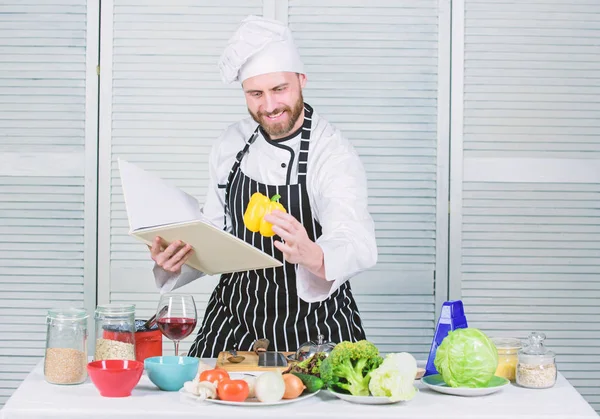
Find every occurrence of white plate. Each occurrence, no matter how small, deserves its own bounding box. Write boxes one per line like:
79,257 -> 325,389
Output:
327,389 -> 403,405
421,374 -> 510,397
180,387 -> 320,406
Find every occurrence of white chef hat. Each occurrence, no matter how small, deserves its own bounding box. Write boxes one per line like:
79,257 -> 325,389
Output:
218,15 -> 305,84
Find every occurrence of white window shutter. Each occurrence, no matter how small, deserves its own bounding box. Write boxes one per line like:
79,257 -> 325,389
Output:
0,0 -> 98,406
97,0 -> 265,355
450,0 -> 600,412
98,0 -> 450,359
288,0 -> 450,358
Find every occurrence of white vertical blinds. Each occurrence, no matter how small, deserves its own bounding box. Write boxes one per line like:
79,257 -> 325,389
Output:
2,0 -> 596,412
451,0 -> 600,412
0,0 -> 96,407
98,0 -> 264,354
287,0 -> 446,358
98,0 -> 449,360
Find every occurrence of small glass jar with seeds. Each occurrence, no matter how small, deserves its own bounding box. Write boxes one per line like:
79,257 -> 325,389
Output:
94,304 -> 136,361
516,331 -> 557,389
44,308 -> 89,385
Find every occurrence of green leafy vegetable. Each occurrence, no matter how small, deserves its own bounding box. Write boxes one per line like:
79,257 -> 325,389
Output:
289,352 -> 327,377
319,340 -> 383,396
434,328 -> 498,388
368,352 -> 418,401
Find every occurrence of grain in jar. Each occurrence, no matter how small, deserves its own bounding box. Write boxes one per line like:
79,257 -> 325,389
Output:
94,338 -> 135,361
44,308 -> 89,385
44,348 -> 87,384
516,362 -> 557,389
491,337 -> 521,382
516,332 -> 557,389
94,304 -> 136,361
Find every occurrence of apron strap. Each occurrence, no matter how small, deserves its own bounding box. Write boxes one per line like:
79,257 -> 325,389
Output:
223,103 -> 314,230
223,126 -> 260,231
297,103 -> 313,185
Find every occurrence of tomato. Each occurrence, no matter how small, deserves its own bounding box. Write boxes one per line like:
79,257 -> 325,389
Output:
199,368 -> 230,384
217,379 -> 250,402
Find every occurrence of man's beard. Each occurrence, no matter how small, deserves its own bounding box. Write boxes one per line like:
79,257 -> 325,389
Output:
249,93 -> 304,138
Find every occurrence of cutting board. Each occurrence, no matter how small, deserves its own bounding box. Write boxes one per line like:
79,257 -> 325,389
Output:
215,351 -> 294,373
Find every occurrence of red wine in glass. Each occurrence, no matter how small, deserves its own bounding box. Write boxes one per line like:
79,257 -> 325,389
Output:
157,317 -> 197,341
155,294 -> 197,356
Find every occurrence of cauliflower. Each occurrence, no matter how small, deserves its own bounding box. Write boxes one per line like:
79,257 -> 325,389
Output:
368,352 -> 418,402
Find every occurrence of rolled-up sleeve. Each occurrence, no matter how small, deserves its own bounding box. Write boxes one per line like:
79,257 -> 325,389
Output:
154,263 -> 203,293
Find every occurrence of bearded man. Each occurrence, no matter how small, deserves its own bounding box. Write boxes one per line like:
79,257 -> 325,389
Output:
150,15 -> 378,357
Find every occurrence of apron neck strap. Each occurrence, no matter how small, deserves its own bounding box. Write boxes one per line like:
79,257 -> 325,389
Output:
235,126 -> 260,164
297,103 -> 313,185
233,103 -> 314,185
222,127 -> 259,231
223,103 -> 314,232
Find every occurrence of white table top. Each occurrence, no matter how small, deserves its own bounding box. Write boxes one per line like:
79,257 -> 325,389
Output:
1,359 -> 598,419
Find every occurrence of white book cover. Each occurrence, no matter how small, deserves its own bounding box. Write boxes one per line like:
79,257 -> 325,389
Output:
117,158 -> 282,275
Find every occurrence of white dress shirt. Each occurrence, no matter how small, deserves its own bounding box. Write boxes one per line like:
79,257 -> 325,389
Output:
154,109 -> 378,303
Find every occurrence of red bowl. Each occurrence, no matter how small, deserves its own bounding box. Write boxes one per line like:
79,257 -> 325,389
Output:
87,359 -> 144,397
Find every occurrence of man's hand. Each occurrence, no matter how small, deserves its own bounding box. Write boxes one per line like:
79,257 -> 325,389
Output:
263,210 -> 326,279
149,236 -> 194,274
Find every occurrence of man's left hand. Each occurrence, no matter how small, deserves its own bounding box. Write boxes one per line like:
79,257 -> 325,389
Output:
263,210 -> 325,278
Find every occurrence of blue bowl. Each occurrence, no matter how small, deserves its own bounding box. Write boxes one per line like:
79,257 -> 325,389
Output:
144,356 -> 199,391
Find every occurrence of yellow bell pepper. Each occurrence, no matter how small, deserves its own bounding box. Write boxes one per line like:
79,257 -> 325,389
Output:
243,192 -> 287,237
243,192 -> 269,233
259,194 -> 287,237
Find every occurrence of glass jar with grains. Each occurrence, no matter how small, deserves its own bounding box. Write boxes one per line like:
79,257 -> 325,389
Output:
44,308 -> 89,385
516,332 -> 557,389
94,304 -> 136,361
492,337 -> 522,382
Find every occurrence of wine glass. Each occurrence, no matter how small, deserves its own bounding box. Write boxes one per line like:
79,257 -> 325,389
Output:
155,294 -> 197,356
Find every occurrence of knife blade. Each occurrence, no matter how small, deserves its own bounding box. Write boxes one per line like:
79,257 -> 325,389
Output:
258,351 -> 288,367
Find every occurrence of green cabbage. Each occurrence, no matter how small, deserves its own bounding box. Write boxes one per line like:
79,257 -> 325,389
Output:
434,328 -> 498,388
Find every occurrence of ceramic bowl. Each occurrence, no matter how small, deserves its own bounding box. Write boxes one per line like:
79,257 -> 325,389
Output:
144,356 -> 199,391
87,359 -> 144,397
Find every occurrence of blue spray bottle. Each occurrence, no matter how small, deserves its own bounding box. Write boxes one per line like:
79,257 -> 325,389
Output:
425,300 -> 468,376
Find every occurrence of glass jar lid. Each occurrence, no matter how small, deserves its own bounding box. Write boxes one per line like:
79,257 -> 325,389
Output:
47,308 -> 89,321
95,303 -> 135,315
518,332 -> 555,365
492,337 -> 522,350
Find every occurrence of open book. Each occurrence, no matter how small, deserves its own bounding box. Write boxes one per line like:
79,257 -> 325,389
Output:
117,158 -> 283,275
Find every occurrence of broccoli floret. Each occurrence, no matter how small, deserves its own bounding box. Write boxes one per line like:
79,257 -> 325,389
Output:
319,340 -> 383,396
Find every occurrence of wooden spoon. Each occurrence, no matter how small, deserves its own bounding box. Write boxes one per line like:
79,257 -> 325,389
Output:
227,345 -> 245,363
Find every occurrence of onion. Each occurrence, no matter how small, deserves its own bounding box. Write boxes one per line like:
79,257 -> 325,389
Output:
254,372 -> 285,403
242,374 -> 256,398
282,374 -> 305,399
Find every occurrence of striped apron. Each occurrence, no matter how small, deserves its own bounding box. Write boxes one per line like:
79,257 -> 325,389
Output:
188,103 -> 366,358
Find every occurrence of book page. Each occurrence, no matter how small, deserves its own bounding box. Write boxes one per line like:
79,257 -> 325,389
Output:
133,220 -> 282,275
118,158 -> 202,232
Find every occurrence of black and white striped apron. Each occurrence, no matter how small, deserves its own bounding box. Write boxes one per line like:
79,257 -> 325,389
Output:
189,103 -> 366,358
